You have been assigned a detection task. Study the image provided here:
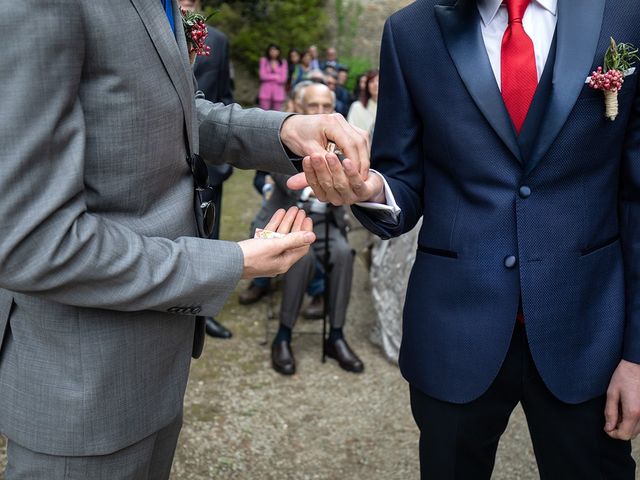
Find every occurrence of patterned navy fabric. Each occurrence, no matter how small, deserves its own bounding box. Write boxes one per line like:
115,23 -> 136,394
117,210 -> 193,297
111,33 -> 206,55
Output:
353,0 -> 640,404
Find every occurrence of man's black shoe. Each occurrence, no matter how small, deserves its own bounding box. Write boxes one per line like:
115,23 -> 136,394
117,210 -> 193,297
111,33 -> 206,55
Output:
271,340 -> 296,375
205,317 -> 232,339
325,338 -> 364,373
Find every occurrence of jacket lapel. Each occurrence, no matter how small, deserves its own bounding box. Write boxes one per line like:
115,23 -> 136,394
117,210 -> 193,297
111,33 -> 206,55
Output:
526,0 -> 606,175
435,0 -> 522,163
129,0 -> 195,153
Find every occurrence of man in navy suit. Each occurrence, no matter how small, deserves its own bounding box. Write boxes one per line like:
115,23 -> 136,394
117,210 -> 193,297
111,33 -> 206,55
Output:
289,0 -> 640,477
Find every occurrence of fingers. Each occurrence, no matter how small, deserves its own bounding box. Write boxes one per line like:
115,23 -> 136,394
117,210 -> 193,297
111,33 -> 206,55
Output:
605,387 -> 640,440
275,230 -> 316,252
275,206 -> 301,234
286,172 -> 309,191
304,153 -> 374,205
329,153 -> 378,203
290,209 -> 307,233
342,158 -> 370,202
263,208 -> 286,232
301,216 -> 313,232
604,388 -> 621,434
615,395 -> 640,440
306,154 -> 329,202
334,115 -> 370,178
323,114 -> 370,175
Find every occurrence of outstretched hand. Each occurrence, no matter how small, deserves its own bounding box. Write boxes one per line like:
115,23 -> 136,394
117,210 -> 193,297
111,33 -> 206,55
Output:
238,207 -> 315,279
280,114 -> 385,206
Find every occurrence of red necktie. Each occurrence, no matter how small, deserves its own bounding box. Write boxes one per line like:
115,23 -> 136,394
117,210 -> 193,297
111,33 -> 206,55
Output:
501,0 -> 538,134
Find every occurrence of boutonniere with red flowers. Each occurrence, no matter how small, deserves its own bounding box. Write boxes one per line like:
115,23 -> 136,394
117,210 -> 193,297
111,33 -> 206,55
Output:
588,37 -> 639,121
180,9 -> 212,65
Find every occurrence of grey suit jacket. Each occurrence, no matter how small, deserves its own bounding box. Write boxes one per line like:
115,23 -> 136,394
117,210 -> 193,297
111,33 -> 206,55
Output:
0,0 -> 296,456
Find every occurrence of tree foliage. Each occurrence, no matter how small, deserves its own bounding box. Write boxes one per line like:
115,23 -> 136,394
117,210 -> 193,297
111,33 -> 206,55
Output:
202,0 -> 329,77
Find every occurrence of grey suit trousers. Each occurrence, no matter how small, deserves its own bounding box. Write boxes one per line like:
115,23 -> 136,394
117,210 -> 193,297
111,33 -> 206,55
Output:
5,415 -> 182,480
280,214 -> 355,329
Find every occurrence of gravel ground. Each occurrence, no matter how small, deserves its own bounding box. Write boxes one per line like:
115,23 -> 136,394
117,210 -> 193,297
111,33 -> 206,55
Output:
1,170 -> 639,479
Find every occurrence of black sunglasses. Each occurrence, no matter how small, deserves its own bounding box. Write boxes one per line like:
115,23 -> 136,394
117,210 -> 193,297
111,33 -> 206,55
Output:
186,154 -> 215,238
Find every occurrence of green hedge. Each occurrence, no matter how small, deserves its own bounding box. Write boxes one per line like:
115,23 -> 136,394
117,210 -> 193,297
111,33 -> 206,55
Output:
203,1 -> 329,77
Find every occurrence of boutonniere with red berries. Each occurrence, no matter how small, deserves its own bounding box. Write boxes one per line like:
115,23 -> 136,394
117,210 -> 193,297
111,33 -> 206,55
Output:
181,9 -> 212,65
588,37 -> 638,121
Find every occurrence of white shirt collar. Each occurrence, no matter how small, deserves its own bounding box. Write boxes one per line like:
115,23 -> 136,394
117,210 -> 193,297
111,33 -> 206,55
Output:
477,0 -> 557,26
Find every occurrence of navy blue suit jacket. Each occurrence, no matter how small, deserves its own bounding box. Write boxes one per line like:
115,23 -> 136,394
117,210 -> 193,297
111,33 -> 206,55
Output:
353,0 -> 640,404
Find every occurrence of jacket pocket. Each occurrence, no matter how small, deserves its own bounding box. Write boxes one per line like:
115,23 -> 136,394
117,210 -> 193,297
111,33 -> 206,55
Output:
580,235 -> 620,257
417,245 -> 459,259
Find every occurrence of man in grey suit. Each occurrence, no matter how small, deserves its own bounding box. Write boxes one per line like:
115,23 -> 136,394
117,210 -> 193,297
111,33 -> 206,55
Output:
0,1 -> 369,478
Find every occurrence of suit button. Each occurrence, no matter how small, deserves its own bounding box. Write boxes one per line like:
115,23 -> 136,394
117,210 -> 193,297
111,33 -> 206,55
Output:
519,186 -> 531,198
504,255 -> 517,268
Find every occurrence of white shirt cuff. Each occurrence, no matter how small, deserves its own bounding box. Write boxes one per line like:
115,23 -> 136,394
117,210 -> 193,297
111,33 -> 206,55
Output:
355,169 -> 401,223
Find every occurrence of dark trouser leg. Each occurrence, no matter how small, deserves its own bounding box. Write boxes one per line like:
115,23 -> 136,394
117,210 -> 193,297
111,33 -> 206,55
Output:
409,324 -> 523,479
521,352 -> 635,479
313,221 -> 354,329
279,250 -> 315,329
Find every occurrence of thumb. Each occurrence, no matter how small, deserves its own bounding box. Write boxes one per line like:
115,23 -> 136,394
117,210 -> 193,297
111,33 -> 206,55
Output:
275,231 -> 316,251
605,388 -> 621,432
287,172 -> 309,191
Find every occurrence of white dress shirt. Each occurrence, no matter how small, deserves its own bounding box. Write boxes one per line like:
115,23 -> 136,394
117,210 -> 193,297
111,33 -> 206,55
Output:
359,0 -> 558,220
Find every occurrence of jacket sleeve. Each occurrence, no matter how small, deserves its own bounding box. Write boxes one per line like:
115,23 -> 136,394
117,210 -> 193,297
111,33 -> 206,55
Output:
0,0 -> 244,317
620,79 -> 640,363
350,17 -> 425,239
196,98 -> 298,175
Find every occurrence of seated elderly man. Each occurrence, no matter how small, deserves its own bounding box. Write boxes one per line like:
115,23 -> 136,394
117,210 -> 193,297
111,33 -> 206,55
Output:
259,82 -> 364,375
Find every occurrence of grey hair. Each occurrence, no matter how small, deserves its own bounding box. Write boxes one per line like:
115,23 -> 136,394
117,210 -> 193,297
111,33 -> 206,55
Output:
293,80 -> 314,104
298,82 -> 336,108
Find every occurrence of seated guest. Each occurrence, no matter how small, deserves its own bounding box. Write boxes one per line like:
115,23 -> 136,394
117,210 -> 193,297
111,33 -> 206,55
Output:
240,167 -> 325,316
267,83 -> 363,375
240,84 -> 325,314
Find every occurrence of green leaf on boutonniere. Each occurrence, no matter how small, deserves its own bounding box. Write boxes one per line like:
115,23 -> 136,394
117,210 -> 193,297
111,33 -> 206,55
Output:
604,37 -> 640,72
